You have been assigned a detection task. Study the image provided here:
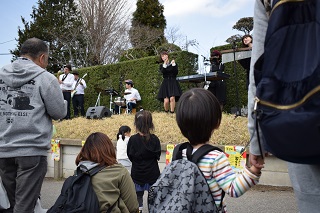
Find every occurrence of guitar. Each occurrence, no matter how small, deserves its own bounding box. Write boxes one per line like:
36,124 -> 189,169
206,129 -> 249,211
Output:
71,73 -> 88,98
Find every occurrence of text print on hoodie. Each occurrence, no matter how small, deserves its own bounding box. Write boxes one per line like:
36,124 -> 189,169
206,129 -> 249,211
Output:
0,57 -> 67,158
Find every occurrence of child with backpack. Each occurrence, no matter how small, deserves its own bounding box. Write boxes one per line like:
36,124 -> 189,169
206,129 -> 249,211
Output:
116,125 -> 132,173
150,88 -> 262,213
127,110 -> 161,213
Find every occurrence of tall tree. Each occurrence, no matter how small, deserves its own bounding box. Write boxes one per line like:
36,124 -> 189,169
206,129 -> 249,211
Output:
232,17 -> 253,35
226,17 -> 253,44
12,0 -> 90,72
78,0 -> 132,65
129,0 -> 166,56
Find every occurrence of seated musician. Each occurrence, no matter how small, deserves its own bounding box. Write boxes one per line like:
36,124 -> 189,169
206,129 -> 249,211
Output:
207,50 -> 226,109
115,79 -> 141,114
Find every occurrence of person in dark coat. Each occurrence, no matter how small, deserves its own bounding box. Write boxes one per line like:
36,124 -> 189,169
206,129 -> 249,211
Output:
157,51 -> 182,113
207,50 -> 226,109
127,110 -> 161,213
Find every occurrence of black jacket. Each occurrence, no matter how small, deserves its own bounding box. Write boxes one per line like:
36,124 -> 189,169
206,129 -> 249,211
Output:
127,133 -> 161,185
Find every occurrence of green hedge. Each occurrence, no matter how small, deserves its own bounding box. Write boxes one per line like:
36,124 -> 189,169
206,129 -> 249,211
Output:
73,49 -> 248,115
76,51 -> 198,113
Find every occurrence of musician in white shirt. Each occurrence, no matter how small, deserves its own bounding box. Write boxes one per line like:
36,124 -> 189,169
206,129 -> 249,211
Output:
124,79 -> 141,113
72,71 -> 87,117
115,79 -> 141,114
58,64 -> 74,119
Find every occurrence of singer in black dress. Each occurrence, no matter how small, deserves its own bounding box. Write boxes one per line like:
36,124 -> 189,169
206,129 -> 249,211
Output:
157,51 -> 182,113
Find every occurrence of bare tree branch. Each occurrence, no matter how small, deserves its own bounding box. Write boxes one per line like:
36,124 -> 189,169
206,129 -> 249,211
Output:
78,0 -> 132,64
165,25 -> 183,45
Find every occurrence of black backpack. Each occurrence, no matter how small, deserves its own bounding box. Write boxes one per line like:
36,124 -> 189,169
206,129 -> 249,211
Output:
48,165 -> 116,213
148,142 -> 225,213
253,0 -> 320,164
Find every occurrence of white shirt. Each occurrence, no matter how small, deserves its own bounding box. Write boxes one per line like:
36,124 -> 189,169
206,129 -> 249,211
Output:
124,87 -> 141,104
59,73 -> 74,90
116,135 -> 130,160
72,78 -> 87,95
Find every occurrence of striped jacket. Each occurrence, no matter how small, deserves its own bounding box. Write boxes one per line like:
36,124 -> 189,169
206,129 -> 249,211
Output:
182,148 -> 260,212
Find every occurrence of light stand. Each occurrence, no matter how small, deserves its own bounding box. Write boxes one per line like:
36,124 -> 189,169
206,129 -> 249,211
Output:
95,92 -> 101,107
109,92 -> 113,112
232,41 -> 241,117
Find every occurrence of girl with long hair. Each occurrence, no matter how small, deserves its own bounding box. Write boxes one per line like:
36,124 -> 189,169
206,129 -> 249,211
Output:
127,111 -> 161,213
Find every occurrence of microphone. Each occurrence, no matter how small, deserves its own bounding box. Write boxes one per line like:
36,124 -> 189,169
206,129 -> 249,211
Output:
201,55 -> 209,61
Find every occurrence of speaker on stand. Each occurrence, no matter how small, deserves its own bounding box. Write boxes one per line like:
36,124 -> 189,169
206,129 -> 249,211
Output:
86,106 -> 112,119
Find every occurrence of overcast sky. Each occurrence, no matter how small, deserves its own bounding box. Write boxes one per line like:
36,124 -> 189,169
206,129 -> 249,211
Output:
0,0 -> 254,69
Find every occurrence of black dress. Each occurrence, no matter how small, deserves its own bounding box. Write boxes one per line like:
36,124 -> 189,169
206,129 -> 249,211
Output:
157,63 -> 182,102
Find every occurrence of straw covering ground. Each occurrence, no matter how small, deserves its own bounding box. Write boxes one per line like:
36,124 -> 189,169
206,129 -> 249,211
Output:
53,112 -> 249,146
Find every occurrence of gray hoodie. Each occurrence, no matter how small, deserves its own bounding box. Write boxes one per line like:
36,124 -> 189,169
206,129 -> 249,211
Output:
248,0 -> 270,156
0,57 -> 67,157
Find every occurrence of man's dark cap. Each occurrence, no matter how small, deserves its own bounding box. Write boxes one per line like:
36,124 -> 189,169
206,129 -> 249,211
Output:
125,79 -> 133,85
72,71 -> 79,75
64,64 -> 72,71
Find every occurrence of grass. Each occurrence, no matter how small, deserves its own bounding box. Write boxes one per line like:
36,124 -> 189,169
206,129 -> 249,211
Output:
53,112 -> 249,146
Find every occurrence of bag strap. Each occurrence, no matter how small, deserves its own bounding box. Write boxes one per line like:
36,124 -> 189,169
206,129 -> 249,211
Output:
171,142 -> 189,161
172,142 -> 224,163
76,164 -> 106,176
254,111 -> 265,159
79,164 -> 118,213
186,144 -> 225,210
188,144 -> 223,164
88,165 -> 106,176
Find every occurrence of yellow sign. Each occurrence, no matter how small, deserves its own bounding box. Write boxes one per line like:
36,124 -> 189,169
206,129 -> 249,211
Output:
224,145 -> 247,173
51,139 -> 60,161
166,144 -> 176,165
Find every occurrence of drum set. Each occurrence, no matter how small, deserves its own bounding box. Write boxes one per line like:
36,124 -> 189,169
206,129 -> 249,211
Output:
114,91 -> 131,114
94,87 -> 131,114
114,97 -> 126,107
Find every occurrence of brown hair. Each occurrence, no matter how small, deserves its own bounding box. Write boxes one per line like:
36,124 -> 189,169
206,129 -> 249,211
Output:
159,51 -> 169,63
134,110 -> 154,141
176,88 -> 221,145
75,132 -> 117,166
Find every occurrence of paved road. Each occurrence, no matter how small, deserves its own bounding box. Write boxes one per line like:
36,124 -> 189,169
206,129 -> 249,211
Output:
40,178 -> 298,213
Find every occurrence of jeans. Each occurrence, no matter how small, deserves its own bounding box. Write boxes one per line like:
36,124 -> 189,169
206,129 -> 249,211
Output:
287,162 -> 320,213
127,102 -> 136,113
114,102 -> 136,114
0,156 -> 47,213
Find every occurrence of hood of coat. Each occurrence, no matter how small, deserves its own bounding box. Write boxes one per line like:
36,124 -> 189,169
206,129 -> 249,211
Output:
0,58 -> 45,88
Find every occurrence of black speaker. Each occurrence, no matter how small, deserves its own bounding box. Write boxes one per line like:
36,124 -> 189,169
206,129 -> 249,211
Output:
86,106 -> 112,119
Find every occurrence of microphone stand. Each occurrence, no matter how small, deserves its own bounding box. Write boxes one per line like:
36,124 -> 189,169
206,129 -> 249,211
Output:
232,41 -> 241,118
201,55 -> 210,88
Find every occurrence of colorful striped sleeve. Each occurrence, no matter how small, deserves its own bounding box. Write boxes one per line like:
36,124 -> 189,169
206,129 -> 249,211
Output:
183,148 -> 261,212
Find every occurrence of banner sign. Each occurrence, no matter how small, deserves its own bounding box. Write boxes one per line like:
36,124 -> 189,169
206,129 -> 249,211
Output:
51,139 -> 60,161
224,145 -> 247,173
